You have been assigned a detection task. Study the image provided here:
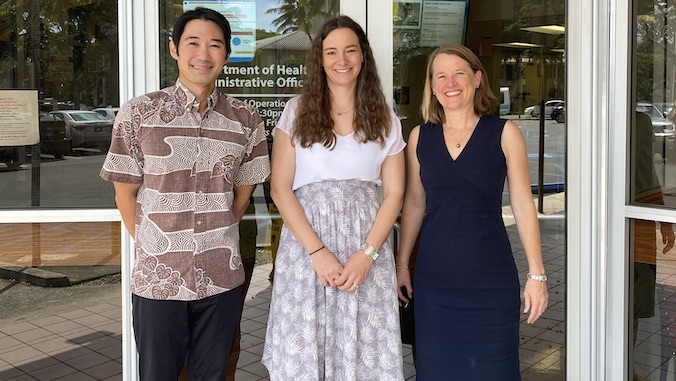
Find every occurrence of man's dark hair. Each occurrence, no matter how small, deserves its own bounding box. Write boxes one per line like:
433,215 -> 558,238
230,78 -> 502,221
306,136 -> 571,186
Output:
172,8 -> 232,56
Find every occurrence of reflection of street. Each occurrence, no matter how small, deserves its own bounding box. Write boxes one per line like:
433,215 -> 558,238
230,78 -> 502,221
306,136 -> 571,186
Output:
0,150 -> 114,207
508,117 -> 566,187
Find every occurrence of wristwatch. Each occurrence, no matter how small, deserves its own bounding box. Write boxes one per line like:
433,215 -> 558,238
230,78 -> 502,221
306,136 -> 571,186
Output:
360,242 -> 379,262
527,273 -> 548,282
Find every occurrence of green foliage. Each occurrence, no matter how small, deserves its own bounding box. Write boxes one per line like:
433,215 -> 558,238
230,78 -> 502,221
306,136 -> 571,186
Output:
265,0 -> 339,39
256,29 -> 279,40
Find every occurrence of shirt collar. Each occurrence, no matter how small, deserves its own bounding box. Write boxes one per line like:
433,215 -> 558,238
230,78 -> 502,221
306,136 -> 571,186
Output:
175,80 -> 219,113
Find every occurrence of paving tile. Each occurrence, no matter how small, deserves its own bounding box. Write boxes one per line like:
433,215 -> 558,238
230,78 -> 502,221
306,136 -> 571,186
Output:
0,322 -> 39,336
240,319 -> 266,334
83,304 -> 119,315
235,350 -> 260,368
51,372 -> 96,381
79,335 -> 120,352
49,347 -> 95,363
0,347 -> 44,367
95,309 -> 121,321
94,343 -> 122,361
80,360 -> 121,379
100,375 -> 122,381
11,329 -> 53,345
27,362 -> 77,381
60,329 -> 105,344
71,314 -> 112,328
0,337 -> 23,355
1,374 -> 37,381
15,357 -> 60,375
26,316 -> 66,328
41,321 -> 84,335
233,369 -> 264,381
32,336 -> 79,355
240,360 -> 268,378
61,351 -> 110,372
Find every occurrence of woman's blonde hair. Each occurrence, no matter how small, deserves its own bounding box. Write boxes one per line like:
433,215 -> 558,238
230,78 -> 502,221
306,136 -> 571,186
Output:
421,44 -> 499,124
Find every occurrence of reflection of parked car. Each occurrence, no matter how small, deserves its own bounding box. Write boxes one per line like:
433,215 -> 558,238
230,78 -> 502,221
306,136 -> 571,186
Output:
635,102 -> 675,159
49,110 -> 113,151
38,113 -> 71,158
0,113 -> 72,168
551,101 -> 565,123
0,146 -> 24,169
654,102 -> 674,118
523,99 -> 563,117
93,107 -> 119,121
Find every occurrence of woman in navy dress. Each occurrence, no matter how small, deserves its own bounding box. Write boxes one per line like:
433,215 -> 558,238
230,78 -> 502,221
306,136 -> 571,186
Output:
396,44 -> 549,380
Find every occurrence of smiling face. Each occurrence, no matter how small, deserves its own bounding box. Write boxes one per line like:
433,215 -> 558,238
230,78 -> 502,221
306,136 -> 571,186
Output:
169,19 -> 229,95
430,53 -> 482,113
322,28 -> 363,89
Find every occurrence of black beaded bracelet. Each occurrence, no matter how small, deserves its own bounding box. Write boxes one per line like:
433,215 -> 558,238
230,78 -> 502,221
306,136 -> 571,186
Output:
309,245 -> 325,256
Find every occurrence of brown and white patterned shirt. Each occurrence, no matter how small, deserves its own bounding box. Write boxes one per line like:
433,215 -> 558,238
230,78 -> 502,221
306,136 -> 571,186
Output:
100,80 -> 270,301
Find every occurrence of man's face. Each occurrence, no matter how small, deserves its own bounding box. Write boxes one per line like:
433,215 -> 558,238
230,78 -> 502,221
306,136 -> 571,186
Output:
169,19 -> 229,94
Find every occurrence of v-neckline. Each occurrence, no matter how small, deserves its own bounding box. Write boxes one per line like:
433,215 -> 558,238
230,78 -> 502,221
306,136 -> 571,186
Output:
441,117 -> 482,161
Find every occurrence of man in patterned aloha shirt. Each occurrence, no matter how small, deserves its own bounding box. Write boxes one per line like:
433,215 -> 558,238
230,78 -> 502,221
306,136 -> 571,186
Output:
100,8 -> 270,380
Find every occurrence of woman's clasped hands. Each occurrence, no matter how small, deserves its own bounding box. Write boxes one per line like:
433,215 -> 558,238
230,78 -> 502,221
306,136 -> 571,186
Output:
310,247 -> 373,292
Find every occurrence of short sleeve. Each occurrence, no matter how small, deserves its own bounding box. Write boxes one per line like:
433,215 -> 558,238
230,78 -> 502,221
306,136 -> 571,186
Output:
235,107 -> 271,186
99,98 -> 144,184
386,108 -> 406,156
271,96 -> 300,139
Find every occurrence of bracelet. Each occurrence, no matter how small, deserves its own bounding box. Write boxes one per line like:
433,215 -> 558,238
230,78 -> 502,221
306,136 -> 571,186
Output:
527,273 -> 548,282
360,242 -> 380,262
308,245 -> 325,256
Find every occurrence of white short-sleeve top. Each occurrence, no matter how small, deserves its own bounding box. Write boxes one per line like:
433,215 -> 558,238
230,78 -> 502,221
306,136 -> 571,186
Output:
273,97 -> 406,191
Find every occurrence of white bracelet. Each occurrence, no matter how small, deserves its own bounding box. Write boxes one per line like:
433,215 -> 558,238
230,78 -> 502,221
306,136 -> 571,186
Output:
360,242 -> 380,262
527,273 -> 547,282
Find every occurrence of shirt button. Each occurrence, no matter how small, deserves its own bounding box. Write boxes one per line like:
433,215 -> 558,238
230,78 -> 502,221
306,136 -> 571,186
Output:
197,221 -> 202,225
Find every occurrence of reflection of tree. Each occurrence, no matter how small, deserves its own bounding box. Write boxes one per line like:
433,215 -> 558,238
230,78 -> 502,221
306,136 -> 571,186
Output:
635,1 -> 676,102
265,0 -> 338,39
0,0 -> 118,108
256,29 -> 279,40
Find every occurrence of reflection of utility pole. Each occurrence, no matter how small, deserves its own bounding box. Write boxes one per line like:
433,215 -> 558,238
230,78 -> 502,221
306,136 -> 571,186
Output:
663,1 -> 668,106
30,0 -> 42,266
30,0 -> 41,208
537,47 -> 545,213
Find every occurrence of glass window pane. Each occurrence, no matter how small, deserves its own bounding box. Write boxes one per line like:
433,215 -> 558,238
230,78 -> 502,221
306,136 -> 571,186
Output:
630,218 -> 676,380
630,0 -> 676,209
0,1 -> 119,208
630,1 -> 676,379
392,1 -> 565,379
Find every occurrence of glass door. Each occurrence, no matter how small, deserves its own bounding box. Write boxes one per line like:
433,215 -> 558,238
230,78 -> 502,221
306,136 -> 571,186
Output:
629,1 -> 676,380
367,0 -> 566,379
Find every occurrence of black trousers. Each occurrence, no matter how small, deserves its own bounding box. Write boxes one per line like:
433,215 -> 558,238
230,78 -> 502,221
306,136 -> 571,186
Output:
132,287 -> 243,381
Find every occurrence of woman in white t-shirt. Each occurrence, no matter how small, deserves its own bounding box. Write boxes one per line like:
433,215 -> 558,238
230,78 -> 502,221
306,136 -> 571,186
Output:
262,15 -> 406,381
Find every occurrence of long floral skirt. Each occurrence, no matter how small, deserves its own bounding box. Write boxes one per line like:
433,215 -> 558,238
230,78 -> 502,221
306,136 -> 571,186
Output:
262,179 -> 403,381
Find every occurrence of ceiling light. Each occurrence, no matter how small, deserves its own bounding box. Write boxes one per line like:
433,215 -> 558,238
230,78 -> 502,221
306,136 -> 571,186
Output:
521,25 -> 565,35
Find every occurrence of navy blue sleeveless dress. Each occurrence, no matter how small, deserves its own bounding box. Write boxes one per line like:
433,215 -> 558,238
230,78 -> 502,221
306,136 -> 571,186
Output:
413,116 -> 521,380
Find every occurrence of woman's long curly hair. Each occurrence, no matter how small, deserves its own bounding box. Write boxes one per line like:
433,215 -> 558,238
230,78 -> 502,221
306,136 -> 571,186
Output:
292,15 -> 391,149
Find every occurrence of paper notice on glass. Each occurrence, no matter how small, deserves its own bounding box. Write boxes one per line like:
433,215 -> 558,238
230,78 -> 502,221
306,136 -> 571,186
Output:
183,0 -> 257,63
0,90 -> 39,146
420,1 -> 467,46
